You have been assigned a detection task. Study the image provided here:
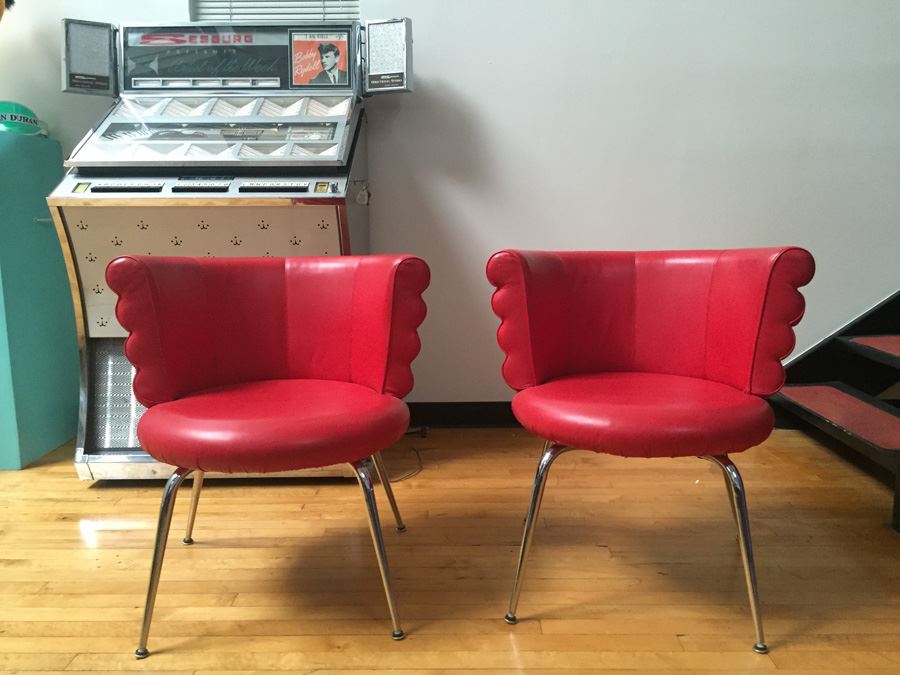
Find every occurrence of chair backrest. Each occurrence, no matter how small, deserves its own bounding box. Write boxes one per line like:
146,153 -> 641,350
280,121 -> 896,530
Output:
487,248 -> 814,395
107,255 -> 430,407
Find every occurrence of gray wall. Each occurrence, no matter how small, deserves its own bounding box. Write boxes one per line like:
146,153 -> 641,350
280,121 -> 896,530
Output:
0,1 -> 188,153
363,0 -> 900,400
2,1 -> 898,401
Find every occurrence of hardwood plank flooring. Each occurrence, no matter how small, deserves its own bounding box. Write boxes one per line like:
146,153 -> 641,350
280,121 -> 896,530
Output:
0,428 -> 898,672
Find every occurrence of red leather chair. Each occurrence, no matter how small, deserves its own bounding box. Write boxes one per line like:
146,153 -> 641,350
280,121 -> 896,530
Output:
487,248 -> 815,653
106,254 -> 429,658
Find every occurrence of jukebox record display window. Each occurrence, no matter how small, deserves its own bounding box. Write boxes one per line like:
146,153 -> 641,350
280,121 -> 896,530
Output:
291,30 -> 352,87
123,25 -> 294,90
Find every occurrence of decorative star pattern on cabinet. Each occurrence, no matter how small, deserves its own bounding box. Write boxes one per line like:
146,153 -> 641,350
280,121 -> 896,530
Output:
65,205 -> 340,337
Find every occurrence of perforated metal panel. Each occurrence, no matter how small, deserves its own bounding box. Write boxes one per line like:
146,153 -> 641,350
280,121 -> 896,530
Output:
86,339 -> 145,451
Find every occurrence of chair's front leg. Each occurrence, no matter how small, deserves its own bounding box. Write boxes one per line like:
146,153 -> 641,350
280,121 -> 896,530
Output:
136,467 -> 193,659
703,455 -> 768,654
371,452 -> 406,532
505,441 -> 572,625
352,458 -> 405,640
183,470 -> 204,545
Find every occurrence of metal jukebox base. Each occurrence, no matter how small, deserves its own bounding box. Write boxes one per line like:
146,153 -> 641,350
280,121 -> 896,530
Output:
74,451 -> 354,480
75,338 -> 353,480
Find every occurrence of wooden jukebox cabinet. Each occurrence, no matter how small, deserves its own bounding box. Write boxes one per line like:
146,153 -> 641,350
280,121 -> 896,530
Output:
48,18 -> 413,479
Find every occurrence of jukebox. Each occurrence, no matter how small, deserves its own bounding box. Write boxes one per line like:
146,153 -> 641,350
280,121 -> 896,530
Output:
47,18 -> 413,479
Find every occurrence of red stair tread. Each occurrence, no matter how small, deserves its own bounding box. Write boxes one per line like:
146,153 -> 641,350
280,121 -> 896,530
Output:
849,335 -> 900,358
781,385 -> 900,451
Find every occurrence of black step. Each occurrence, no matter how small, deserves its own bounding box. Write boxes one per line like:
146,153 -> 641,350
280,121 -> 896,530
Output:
772,383 -> 899,470
774,383 -> 900,532
837,335 -> 900,370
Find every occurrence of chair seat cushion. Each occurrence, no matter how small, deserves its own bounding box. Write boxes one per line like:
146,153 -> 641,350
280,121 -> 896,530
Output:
512,373 -> 774,458
137,379 -> 410,473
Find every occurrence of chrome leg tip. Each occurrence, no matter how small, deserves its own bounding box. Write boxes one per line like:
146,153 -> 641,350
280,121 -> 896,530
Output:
396,524 -> 407,533
391,630 -> 406,641
504,613 -> 518,625
134,648 -> 149,659
753,642 -> 769,654
182,537 -> 194,545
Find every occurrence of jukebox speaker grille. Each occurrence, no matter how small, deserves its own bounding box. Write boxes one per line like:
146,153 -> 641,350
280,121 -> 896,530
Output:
67,23 -> 112,77
86,339 -> 145,451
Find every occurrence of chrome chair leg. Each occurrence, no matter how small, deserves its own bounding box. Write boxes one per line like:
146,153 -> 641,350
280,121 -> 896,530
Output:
718,469 -> 740,546
352,458 -> 405,640
505,442 -> 572,624
721,471 -> 738,526
183,470 -> 204,545
371,452 -> 406,532
703,455 -> 768,654
136,467 -> 192,659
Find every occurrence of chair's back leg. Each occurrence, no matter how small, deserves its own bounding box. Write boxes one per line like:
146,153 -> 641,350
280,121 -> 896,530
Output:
371,452 -> 406,532
704,455 -> 768,654
506,442 -> 571,624
136,467 -> 193,659
352,458 -> 406,640
183,470 -> 205,545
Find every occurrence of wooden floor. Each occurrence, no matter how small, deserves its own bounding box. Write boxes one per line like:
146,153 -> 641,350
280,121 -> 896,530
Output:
1,428 -> 899,673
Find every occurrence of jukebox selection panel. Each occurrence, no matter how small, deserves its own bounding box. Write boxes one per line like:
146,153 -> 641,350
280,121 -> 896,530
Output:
69,95 -> 354,166
62,205 -> 341,337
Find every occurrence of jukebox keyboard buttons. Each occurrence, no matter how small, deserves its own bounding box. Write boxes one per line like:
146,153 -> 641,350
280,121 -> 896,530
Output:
90,183 -> 165,193
171,181 -> 231,193
238,181 -> 310,193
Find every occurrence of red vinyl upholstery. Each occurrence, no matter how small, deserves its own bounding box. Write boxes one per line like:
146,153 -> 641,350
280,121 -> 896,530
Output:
107,255 -> 430,473
487,248 -> 814,457
488,247 -> 814,651
110,254 -> 429,655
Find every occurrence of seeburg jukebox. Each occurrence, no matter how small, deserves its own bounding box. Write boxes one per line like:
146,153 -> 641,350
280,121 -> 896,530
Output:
47,18 -> 413,479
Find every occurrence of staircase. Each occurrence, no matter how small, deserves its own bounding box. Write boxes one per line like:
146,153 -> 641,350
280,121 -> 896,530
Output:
772,292 -> 900,532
